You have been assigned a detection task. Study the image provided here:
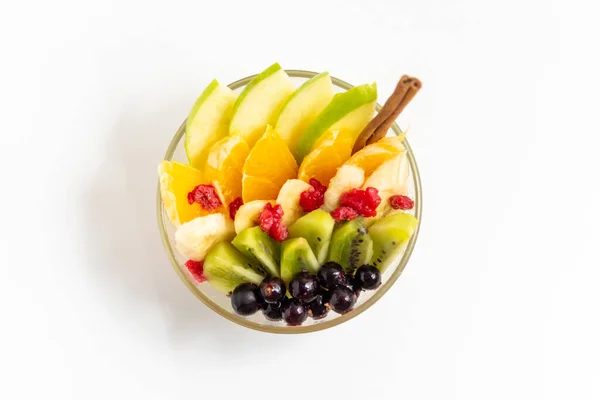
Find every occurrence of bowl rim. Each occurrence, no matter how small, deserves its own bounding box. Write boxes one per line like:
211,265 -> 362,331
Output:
156,69 -> 422,334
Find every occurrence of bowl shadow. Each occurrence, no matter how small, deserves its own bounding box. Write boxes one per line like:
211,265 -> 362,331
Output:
81,100 -> 275,354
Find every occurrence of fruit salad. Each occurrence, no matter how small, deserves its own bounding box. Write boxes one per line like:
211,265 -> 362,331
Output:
158,63 -> 421,326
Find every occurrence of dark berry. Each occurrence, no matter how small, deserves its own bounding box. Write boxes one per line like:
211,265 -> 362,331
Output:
318,262 -> 346,289
343,274 -> 361,299
328,285 -> 357,314
231,283 -> 262,316
344,274 -> 361,298
308,294 -> 329,319
289,271 -> 319,303
354,265 -> 382,290
262,302 -> 284,321
389,194 -> 414,210
321,288 -> 331,304
259,277 -> 286,304
283,298 -> 308,326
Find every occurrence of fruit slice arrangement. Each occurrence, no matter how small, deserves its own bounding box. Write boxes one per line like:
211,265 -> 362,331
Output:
158,64 -> 422,326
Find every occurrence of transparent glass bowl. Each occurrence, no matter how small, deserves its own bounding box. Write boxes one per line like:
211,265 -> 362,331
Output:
157,70 -> 422,334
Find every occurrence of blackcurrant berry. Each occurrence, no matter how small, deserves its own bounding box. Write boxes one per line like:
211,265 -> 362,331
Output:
318,262 -> 346,289
283,298 -> 308,326
259,277 -> 286,304
289,271 -> 319,303
231,283 -> 262,316
328,285 -> 356,314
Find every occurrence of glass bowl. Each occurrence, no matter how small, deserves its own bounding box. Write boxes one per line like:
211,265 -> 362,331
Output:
157,70 -> 422,334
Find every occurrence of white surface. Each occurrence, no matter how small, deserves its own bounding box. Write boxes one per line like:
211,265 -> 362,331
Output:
0,1 -> 598,399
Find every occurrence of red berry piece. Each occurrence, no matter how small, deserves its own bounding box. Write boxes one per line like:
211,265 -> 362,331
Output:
185,260 -> 207,283
389,194 -> 414,210
299,189 -> 324,212
187,184 -> 222,211
269,220 -> 289,241
273,204 -> 284,218
258,203 -> 288,241
299,178 -> 327,212
258,203 -> 276,232
330,206 -> 359,222
339,187 -> 381,217
228,197 -> 244,220
309,178 -> 327,195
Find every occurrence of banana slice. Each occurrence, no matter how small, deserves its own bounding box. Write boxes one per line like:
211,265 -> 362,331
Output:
363,153 -> 409,226
234,200 -> 275,234
276,179 -> 312,226
175,213 -> 235,261
323,165 -> 365,212
363,151 -> 409,194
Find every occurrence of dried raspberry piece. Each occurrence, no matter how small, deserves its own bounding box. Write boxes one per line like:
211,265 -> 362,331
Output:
258,203 -> 287,240
228,197 -> 244,220
272,204 -> 284,219
339,187 -> 381,217
331,206 -> 359,222
389,194 -> 414,210
187,184 -> 222,211
299,178 -> 327,212
258,204 -> 275,232
185,260 -> 207,283
269,220 -> 289,241
309,178 -> 327,195
258,203 -> 276,232
299,189 -> 324,212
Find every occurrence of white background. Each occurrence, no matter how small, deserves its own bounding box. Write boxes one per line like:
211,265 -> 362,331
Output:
1,0 -> 598,399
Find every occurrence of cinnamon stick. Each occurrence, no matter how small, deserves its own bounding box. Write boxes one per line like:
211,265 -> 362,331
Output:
352,75 -> 422,153
367,78 -> 421,145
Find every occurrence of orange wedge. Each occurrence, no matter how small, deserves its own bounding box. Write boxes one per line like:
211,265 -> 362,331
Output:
344,133 -> 406,176
204,134 -> 250,206
242,126 -> 298,202
158,160 -> 211,225
298,129 -> 354,186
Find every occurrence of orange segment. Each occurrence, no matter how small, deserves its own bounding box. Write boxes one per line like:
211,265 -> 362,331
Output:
158,160 -> 210,225
298,129 -> 353,186
204,134 -> 250,205
242,125 -> 298,202
344,133 -> 406,176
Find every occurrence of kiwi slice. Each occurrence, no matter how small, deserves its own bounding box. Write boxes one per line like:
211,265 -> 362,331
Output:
231,226 -> 280,277
288,209 -> 335,265
369,211 -> 418,272
280,237 -> 320,285
328,217 -> 373,273
203,242 -> 265,294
